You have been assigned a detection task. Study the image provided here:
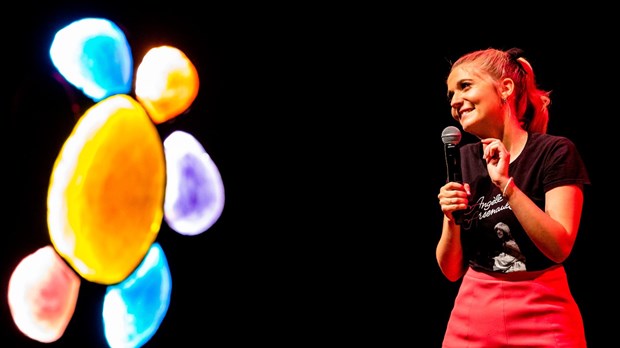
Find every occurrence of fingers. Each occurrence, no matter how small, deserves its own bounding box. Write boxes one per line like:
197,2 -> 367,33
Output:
438,183 -> 469,216
480,138 -> 510,188
481,138 -> 511,167
482,139 -> 502,161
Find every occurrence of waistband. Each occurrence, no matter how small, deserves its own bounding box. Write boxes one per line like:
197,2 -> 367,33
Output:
466,264 -> 565,282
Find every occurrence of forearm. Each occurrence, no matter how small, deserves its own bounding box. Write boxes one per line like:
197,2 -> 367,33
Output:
502,180 -> 581,263
436,216 -> 466,281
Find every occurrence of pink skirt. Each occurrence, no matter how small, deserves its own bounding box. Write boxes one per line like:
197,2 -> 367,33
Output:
442,265 -> 586,348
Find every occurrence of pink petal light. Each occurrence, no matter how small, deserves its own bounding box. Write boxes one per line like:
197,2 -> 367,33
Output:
7,245 -> 81,343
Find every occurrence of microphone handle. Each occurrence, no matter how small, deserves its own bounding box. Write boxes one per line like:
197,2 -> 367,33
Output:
444,143 -> 462,183
453,210 -> 464,225
444,143 -> 464,224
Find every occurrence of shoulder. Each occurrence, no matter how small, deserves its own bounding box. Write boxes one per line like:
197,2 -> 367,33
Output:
527,132 -> 591,188
526,133 -> 582,159
529,132 -> 576,148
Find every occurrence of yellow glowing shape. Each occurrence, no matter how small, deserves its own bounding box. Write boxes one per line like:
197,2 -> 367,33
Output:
135,46 -> 199,124
47,94 -> 165,285
8,246 -> 80,343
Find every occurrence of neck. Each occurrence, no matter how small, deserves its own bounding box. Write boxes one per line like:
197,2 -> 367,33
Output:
502,127 -> 528,162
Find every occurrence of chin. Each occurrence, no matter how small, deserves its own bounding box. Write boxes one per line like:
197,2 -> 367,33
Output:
460,123 -> 479,138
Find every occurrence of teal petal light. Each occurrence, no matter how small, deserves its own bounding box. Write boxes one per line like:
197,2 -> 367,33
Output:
102,243 -> 172,348
49,17 -> 133,101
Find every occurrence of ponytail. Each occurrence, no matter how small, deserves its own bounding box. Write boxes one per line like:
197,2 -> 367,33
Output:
516,56 -> 550,134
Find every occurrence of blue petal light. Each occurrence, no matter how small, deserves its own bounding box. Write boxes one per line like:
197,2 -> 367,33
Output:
49,18 -> 133,101
102,243 -> 172,348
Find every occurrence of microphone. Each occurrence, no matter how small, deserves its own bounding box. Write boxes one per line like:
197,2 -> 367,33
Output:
441,126 -> 464,224
441,126 -> 462,183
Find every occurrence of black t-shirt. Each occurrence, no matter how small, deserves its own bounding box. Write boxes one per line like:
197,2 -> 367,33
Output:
458,132 -> 590,273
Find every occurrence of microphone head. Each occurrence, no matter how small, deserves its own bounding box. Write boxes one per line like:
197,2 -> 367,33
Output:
441,126 -> 462,145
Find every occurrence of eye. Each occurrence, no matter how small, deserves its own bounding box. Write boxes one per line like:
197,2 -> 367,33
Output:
447,81 -> 473,103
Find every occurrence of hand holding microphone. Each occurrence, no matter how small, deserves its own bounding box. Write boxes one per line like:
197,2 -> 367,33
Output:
440,126 -> 466,224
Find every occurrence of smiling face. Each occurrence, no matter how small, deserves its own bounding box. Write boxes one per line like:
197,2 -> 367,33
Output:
446,64 -> 505,139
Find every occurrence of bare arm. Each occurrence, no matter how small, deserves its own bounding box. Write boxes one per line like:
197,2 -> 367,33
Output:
483,137 -> 584,263
436,182 -> 469,281
502,181 -> 583,263
436,215 -> 466,281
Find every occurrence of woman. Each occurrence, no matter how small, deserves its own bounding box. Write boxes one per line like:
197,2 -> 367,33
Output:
436,47 -> 589,347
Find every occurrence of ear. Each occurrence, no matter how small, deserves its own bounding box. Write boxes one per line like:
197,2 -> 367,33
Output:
500,78 -> 515,100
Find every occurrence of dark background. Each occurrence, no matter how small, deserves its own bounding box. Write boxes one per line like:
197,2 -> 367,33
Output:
2,4 -> 617,347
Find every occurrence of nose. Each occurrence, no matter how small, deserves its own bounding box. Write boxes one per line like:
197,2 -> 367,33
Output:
449,93 -> 462,118
449,91 -> 463,108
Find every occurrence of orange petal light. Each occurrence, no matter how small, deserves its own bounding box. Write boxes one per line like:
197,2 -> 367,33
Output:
135,46 -> 199,124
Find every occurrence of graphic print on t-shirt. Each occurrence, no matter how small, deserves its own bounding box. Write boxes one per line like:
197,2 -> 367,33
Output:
491,222 -> 526,272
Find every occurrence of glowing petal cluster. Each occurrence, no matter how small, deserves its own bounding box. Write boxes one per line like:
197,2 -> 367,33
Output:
47,94 -> 166,285
135,45 -> 199,124
7,16 -> 225,347
103,243 -> 172,348
7,246 -> 80,343
49,17 -> 133,101
164,130 -> 225,235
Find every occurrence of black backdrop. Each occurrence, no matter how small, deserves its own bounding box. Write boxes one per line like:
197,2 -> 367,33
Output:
2,4 -> 617,347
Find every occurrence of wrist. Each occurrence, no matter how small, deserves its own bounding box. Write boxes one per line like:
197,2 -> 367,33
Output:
502,177 -> 514,198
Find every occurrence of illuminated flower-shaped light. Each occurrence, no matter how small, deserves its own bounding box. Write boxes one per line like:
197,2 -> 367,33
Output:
7,17 -> 225,347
